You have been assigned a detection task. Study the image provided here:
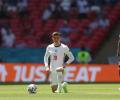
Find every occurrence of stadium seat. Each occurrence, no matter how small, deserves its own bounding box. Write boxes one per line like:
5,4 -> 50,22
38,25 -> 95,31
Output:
86,40 -> 99,53
0,0 -> 119,53
81,19 -> 91,28
69,33 -> 82,41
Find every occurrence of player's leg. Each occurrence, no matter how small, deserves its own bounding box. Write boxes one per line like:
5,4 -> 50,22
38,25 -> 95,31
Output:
51,85 -> 57,93
56,68 -> 68,93
55,72 -> 63,93
61,70 -> 68,93
50,71 -> 58,93
62,82 -> 68,93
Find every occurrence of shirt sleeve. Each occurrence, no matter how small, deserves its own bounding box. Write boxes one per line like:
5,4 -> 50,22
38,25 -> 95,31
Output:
44,46 -> 50,68
65,46 -> 74,64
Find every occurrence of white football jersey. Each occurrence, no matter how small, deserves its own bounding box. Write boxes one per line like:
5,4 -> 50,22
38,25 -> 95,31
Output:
44,43 -> 74,71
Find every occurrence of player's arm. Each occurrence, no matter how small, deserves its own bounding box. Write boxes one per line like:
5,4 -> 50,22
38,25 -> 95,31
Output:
56,46 -> 74,72
44,46 -> 50,71
63,46 -> 74,67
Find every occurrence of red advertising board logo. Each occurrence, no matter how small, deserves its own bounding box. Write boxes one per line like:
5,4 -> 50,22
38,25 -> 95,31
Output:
0,63 -> 120,83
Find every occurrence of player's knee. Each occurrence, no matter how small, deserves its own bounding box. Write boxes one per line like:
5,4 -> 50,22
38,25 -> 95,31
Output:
51,85 -> 57,93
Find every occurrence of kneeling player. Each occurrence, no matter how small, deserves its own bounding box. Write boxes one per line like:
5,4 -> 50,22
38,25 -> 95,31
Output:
44,32 -> 74,93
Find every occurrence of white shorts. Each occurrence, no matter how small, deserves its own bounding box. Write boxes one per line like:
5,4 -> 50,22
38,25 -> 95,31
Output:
50,71 -> 63,86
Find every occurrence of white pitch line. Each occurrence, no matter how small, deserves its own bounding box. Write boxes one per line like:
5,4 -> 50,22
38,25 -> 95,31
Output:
86,92 -> 120,95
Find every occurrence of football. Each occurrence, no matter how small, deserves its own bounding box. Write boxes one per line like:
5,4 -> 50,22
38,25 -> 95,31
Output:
27,84 -> 37,94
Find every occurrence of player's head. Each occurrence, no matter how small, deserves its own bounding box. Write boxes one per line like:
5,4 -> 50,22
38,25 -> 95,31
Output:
52,32 -> 61,44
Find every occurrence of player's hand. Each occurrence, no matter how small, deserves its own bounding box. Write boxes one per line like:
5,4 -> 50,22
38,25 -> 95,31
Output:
45,67 -> 50,72
63,63 -> 66,68
56,67 -> 64,72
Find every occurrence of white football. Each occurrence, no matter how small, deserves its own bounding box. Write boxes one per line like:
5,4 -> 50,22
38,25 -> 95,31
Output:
27,84 -> 37,94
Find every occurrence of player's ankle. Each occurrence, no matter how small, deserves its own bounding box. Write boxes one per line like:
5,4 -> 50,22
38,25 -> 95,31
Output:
62,82 -> 68,87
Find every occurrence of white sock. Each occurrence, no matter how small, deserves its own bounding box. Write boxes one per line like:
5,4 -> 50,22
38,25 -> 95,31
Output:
62,82 -> 67,87
57,72 -> 63,92
62,82 -> 68,93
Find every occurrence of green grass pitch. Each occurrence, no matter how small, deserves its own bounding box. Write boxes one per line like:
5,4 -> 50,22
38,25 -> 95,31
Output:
0,84 -> 120,100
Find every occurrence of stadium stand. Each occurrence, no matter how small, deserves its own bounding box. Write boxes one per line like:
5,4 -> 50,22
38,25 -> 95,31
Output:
0,0 -> 120,63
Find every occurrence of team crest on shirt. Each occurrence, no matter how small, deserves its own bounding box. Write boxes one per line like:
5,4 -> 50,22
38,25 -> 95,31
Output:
49,50 -> 57,54
55,49 -> 57,52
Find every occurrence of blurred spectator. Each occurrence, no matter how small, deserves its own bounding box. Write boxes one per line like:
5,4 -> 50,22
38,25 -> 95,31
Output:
42,3 -> 56,21
17,0 -> 27,10
59,20 -> 74,43
52,0 -> 62,18
89,15 -> 110,29
59,20 -> 74,33
59,0 -> 72,19
42,0 -> 73,20
1,27 -> 16,48
98,15 -> 110,28
0,0 -> 9,19
76,48 -> 92,64
90,6 -> 101,14
17,0 -> 28,18
60,0 -> 71,12
76,0 -> 90,19
5,0 -> 18,12
89,18 -> 99,30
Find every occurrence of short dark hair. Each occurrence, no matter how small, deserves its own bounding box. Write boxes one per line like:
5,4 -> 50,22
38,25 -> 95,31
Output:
52,32 -> 61,37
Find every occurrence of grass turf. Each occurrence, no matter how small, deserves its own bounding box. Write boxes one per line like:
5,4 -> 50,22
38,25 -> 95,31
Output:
0,84 -> 120,100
